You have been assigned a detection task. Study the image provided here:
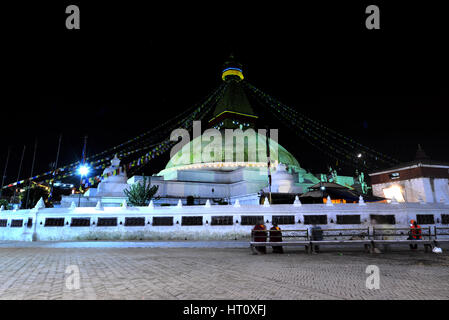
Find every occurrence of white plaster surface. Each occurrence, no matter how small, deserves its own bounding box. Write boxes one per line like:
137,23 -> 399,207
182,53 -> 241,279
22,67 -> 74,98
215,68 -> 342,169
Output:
1,202 -> 448,241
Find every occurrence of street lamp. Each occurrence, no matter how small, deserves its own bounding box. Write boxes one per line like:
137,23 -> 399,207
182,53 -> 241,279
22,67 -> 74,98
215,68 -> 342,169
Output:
320,181 -> 326,203
77,165 -> 90,206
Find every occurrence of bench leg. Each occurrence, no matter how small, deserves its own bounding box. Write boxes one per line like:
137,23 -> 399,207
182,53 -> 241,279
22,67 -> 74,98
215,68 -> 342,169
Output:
364,244 -> 371,253
370,242 -> 380,254
250,245 -> 259,255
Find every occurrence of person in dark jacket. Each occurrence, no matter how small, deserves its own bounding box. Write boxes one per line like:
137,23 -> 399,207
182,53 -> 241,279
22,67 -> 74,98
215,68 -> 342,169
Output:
252,221 -> 267,254
269,223 -> 284,253
311,224 -> 323,253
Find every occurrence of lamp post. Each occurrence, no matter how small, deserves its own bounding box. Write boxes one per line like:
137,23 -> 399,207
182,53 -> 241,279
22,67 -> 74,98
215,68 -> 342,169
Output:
320,182 -> 326,203
77,135 -> 88,207
265,127 -> 272,205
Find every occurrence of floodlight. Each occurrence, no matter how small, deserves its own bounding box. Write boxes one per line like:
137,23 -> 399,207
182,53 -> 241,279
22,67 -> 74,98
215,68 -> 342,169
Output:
78,165 -> 89,176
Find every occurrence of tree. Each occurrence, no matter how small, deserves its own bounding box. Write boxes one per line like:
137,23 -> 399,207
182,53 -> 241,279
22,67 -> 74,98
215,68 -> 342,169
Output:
123,176 -> 159,207
19,185 -> 49,209
0,199 -> 10,210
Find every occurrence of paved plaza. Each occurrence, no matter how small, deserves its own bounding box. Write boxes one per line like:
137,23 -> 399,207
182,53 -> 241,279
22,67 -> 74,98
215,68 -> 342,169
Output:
0,241 -> 448,300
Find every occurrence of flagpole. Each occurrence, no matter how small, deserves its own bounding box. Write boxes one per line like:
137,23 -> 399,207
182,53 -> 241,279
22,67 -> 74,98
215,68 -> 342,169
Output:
12,145 -> 26,206
0,147 -> 11,198
49,134 -> 62,202
25,139 -> 38,209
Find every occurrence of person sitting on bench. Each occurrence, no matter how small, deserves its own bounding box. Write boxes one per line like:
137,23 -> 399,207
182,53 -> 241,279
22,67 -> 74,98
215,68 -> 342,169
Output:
409,219 -> 422,250
252,220 -> 267,254
311,224 -> 323,253
270,223 -> 283,254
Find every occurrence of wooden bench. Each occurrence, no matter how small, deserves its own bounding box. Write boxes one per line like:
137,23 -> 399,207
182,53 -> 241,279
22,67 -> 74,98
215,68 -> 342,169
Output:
309,228 -> 372,253
249,226 -> 447,254
250,228 -> 372,254
372,227 -> 434,252
433,227 -> 449,247
250,229 -> 310,254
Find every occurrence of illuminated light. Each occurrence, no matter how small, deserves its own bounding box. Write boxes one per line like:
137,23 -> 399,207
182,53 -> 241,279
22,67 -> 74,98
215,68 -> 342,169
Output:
166,162 -> 270,171
222,68 -> 244,81
222,67 -> 243,73
383,185 -> 405,202
208,111 -> 258,123
357,153 -> 362,158
78,165 -> 90,176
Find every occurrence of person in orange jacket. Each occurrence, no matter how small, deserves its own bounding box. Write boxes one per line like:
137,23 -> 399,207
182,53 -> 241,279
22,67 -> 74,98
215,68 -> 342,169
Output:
269,223 -> 284,253
409,219 -> 422,250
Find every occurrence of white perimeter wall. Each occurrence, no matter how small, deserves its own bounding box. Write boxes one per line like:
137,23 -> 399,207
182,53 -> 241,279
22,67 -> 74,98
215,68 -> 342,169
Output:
0,202 -> 448,241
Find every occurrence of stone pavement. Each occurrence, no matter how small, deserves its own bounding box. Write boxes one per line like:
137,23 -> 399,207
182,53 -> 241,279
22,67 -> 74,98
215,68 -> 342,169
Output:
0,242 -> 448,300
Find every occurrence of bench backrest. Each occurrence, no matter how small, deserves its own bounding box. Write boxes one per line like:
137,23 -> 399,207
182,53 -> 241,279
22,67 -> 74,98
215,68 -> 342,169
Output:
317,228 -> 370,240
251,229 -> 309,241
373,227 -> 432,240
434,227 -> 449,238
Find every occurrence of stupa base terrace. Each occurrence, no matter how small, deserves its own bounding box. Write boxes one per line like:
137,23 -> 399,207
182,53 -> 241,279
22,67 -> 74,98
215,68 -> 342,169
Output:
0,202 -> 448,241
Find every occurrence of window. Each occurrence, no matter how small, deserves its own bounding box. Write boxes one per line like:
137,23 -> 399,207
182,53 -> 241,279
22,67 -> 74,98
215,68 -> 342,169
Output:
45,218 -> 65,227
211,216 -> 233,226
303,215 -> 327,225
441,214 -> 449,225
125,217 -> 145,226
416,214 -> 435,225
11,219 -> 23,227
97,218 -> 118,227
241,216 -> 264,226
0,219 -> 7,227
370,215 -> 396,225
272,215 -> 295,225
152,217 -> 173,226
337,215 -> 361,224
389,172 -> 400,179
71,218 -> 91,227
181,216 -> 203,226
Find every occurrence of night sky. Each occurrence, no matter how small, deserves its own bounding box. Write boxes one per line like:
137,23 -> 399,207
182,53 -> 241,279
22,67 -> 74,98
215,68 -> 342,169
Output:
2,1 -> 448,187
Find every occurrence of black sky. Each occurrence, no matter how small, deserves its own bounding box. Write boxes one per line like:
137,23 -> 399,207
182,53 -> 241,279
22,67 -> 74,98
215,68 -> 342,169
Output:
2,1 -> 448,186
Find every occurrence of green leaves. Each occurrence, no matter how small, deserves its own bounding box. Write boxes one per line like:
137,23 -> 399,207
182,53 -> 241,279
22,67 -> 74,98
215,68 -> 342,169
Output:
123,176 -> 159,207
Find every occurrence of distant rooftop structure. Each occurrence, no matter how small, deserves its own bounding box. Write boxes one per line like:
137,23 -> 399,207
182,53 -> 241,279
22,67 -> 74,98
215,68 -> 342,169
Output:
369,145 -> 449,175
369,145 -> 449,203
300,182 -> 385,204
